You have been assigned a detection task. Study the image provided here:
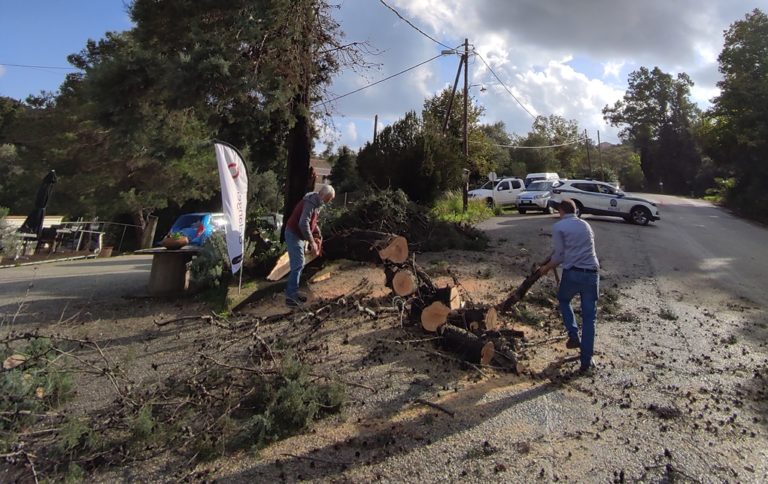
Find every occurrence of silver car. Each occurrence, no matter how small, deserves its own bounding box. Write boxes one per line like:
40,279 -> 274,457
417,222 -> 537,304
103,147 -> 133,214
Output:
516,180 -> 557,214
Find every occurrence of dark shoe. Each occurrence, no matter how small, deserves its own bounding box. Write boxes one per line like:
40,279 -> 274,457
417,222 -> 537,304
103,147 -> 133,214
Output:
285,298 -> 302,308
578,363 -> 598,375
566,336 -> 581,349
296,294 -> 308,303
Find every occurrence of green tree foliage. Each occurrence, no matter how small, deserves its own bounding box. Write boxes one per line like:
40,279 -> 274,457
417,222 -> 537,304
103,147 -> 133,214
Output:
1,1 -> 360,238
510,115 -> 581,177
357,89 -> 492,205
706,9 -> 768,220
328,145 -> 362,193
603,67 -> 702,193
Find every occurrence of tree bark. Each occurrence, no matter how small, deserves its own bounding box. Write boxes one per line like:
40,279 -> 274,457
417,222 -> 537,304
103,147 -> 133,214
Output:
282,93 -> 312,242
438,324 -> 495,365
323,229 -> 409,264
497,269 -> 545,312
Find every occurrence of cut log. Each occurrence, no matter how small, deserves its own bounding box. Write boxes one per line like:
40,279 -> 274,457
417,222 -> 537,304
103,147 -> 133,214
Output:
323,229 -> 408,264
433,286 -> 462,310
496,269 -> 545,311
438,324 -> 495,365
420,301 -> 452,332
446,306 -> 498,333
391,270 -> 417,296
266,250 -> 319,281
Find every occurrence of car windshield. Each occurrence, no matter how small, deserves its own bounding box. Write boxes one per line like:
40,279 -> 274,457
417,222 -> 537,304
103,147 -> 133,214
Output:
478,180 -> 496,190
526,181 -> 553,191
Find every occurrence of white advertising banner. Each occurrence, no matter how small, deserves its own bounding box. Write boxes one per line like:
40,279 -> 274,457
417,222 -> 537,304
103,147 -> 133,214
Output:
214,142 -> 248,274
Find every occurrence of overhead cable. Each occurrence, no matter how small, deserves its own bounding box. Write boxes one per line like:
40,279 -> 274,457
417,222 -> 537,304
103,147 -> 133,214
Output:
315,53 -> 444,107
468,137 -> 587,149
473,51 -> 537,120
0,63 -> 78,70
378,0 -> 454,50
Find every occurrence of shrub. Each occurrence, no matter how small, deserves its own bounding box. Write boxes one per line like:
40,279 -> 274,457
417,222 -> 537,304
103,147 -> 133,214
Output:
0,206 -> 22,258
430,191 -> 495,224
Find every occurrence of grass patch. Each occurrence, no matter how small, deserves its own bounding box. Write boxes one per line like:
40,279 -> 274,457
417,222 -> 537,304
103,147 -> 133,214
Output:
431,191 -> 495,224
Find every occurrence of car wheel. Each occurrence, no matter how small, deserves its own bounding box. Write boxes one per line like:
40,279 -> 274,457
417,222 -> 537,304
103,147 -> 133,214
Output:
544,205 -> 554,214
486,198 -> 495,208
518,208 -> 527,215
574,201 -> 584,218
630,206 -> 651,225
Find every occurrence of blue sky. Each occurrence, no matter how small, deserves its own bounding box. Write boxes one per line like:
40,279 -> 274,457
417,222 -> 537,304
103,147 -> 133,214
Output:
0,1 -> 133,99
2,0 -> 766,150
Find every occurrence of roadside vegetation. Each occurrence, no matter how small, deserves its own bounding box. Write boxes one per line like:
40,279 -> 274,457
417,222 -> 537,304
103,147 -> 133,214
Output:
0,333 -> 344,481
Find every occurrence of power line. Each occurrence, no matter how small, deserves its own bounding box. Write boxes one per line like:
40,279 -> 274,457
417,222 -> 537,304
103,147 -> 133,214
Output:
0,63 -> 79,70
315,53 -> 444,107
378,0 -> 454,51
473,51 -> 537,120
468,136 -> 587,149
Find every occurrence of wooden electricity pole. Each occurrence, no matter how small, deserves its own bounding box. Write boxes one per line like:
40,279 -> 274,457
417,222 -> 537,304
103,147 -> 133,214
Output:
597,130 -> 604,181
584,129 -> 593,178
462,38 -> 469,213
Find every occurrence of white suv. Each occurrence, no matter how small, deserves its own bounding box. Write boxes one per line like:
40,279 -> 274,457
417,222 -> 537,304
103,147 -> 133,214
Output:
550,180 -> 660,225
468,177 -> 525,207
516,180 -> 558,214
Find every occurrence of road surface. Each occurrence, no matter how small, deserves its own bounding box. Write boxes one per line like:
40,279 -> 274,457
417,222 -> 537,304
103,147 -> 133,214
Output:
0,255 -> 152,327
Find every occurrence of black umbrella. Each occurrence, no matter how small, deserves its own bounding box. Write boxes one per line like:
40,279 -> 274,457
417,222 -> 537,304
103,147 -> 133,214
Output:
20,170 -> 58,238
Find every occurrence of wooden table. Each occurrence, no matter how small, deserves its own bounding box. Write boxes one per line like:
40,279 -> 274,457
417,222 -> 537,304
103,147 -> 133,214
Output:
135,247 -> 201,295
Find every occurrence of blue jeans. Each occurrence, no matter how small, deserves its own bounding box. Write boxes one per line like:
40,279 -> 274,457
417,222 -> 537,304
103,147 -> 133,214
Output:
285,229 -> 305,300
558,268 -> 599,369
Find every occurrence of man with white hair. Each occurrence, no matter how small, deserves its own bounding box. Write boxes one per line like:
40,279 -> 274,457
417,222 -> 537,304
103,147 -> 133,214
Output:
284,184 -> 335,307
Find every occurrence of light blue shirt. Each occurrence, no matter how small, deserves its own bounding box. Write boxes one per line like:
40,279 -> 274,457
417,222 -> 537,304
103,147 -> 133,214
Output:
550,215 -> 599,270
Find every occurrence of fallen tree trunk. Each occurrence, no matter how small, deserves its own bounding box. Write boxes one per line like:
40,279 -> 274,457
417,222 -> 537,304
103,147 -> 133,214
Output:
323,229 -> 408,264
438,324 -> 495,365
496,268 -> 544,312
420,301 -> 452,332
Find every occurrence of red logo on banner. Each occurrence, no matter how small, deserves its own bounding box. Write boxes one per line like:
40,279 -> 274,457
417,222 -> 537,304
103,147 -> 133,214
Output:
228,162 -> 240,179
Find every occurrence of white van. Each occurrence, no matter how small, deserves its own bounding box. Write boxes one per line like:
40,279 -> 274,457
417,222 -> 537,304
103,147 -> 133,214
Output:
524,172 -> 560,187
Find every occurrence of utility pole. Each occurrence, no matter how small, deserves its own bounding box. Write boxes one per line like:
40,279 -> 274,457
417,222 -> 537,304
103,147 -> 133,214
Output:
462,38 -> 469,213
373,114 -> 378,144
442,55 -> 464,133
584,129 -> 592,178
597,130 -> 604,181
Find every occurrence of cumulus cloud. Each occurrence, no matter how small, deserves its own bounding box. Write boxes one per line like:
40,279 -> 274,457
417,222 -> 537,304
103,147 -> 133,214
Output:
320,0 -> 764,149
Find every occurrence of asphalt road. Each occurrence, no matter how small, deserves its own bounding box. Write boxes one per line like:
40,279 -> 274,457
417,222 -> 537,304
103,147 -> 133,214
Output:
0,254 -> 152,327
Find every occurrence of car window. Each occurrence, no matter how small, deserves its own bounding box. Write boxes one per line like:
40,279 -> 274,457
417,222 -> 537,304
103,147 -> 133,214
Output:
527,181 -> 552,191
497,181 -> 510,191
572,183 -> 599,193
597,184 -> 616,195
479,181 -> 494,190
511,180 -> 522,189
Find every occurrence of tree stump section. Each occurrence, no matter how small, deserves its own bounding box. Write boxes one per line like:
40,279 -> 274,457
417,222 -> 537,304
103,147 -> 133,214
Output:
391,270 -> 417,296
420,301 -> 452,332
438,324 -> 495,365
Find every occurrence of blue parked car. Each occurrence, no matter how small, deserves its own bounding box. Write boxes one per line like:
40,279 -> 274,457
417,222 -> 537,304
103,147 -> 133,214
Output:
162,212 -> 228,246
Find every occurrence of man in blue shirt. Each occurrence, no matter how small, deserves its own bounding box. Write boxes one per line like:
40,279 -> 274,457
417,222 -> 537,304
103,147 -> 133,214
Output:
538,198 -> 600,373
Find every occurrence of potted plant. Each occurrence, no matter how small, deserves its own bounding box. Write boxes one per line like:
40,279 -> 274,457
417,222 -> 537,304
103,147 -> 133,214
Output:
161,231 -> 190,250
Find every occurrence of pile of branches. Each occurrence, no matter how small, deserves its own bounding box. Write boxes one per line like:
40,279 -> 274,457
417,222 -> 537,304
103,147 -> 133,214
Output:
0,312 -> 352,481
323,189 -> 487,252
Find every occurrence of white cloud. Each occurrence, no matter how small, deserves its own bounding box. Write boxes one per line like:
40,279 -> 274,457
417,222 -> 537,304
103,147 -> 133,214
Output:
602,61 -> 625,79
343,122 -> 359,145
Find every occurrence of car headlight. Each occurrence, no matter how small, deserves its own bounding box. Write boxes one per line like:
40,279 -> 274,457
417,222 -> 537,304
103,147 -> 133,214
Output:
534,194 -> 546,199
